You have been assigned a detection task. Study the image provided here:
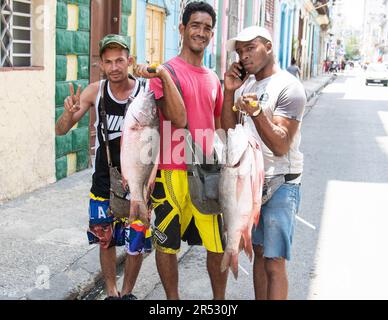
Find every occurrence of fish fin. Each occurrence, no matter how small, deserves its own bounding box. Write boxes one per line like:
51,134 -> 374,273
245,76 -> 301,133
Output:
254,214 -> 260,227
231,254 -> 239,280
242,229 -> 253,262
252,206 -> 261,227
145,158 -> 159,200
238,236 -> 244,252
138,202 -> 150,227
220,252 -> 231,274
236,176 -> 248,202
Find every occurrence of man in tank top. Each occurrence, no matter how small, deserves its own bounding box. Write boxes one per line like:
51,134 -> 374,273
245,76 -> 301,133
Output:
55,34 -> 148,300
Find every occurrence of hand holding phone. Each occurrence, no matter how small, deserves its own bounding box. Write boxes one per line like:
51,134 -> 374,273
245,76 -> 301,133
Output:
238,63 -> 247,81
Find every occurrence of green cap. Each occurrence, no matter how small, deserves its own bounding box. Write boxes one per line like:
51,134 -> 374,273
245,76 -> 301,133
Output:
99,34 -> 130,56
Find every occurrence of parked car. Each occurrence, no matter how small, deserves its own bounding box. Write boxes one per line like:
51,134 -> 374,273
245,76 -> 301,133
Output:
365,63 -> 388,86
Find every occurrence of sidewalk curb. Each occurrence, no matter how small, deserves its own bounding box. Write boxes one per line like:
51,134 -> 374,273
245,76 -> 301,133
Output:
27,241 -> 192,300
303,74 -> 336,117
305,74 -> 336,102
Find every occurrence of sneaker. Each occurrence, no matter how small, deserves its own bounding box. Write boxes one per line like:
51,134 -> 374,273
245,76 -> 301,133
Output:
121,293 -> 137,300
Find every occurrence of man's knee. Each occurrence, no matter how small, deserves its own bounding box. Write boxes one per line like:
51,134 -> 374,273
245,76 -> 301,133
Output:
264,257 -> 286,278
100,245 -> 115,253
126,253 -> 143,261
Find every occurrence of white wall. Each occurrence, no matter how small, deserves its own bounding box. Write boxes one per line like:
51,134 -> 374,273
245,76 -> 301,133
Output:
0,0 -> 56,202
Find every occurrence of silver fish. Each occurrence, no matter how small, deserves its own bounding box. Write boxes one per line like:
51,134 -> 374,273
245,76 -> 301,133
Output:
220,124 -> 265,279
120,84 -> 160,226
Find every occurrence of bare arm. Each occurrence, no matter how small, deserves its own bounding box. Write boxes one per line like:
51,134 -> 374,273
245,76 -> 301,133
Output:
55,82 -> 98,135
236,94 -> 300,156
252,114 -> 299,156
215,116 -> 221,130
135,65 -> 186,128
221,89 -> 238,131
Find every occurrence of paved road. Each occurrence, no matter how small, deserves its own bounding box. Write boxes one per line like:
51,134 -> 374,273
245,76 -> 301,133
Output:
302,71 -> 388,299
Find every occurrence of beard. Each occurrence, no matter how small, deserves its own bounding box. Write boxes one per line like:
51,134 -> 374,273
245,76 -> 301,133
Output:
184,36 -> 209,54
107,72 -> 126,83
250,57 -> 272,75
189,45 -> 204,54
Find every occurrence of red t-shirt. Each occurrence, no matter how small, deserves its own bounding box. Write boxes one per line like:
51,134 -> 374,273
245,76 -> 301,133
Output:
150,56 -> 223,171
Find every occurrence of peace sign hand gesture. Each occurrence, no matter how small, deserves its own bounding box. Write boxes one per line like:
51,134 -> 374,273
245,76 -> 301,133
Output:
64,83 -> 81,114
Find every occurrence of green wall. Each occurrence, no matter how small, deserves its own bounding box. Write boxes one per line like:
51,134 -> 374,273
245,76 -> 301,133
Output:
55,0 -> 91,181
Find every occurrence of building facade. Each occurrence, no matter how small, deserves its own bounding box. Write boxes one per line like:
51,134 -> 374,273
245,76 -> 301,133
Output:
361,0 -> 388,63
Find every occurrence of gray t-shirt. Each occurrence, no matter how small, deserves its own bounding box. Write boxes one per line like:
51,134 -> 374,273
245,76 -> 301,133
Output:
286,65 -> 300,78
235,70 -> 307,180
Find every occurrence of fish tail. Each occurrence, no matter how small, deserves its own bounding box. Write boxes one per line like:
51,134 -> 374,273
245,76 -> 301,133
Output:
221,251 -> 239,279
231,254 -> 239,280
242,228 -> 253,262
220,252 -> 231,273
254,212 -> 260,227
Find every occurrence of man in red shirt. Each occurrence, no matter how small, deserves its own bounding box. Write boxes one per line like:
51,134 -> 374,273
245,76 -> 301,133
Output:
135,1 -> 227,300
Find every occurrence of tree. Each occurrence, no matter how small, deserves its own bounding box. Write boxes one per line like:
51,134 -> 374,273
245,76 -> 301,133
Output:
345,36 -> 361,60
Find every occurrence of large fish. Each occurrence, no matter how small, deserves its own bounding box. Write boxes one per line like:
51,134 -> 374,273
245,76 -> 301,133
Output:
120,84 -> 160,226
220,123 -> 265,279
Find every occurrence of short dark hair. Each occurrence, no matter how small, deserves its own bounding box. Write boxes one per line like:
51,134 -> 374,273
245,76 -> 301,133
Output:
255,36 -> 270,44
182,1 -> 216,28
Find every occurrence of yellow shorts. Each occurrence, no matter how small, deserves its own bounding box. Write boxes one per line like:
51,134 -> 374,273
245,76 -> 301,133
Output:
151,170 -> 225,254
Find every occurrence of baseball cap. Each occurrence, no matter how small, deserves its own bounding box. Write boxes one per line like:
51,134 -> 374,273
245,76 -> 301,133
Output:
99,34 -> 130,56
226,26 -> 273,52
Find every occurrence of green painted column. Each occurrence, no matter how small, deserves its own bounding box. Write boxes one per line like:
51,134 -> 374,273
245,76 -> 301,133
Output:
55,0 -> 91,181
121,0 -> 132,49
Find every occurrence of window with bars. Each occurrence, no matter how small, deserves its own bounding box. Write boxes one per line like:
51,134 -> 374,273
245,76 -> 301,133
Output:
0,0 -> 32,67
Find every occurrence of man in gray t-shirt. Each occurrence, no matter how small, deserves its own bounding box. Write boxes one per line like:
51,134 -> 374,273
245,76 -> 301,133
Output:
221,26 -> 306,300
286,57 -> 301,78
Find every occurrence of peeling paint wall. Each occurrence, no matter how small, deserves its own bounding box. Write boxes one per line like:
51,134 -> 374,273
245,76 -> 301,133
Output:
0,0 -> 56,202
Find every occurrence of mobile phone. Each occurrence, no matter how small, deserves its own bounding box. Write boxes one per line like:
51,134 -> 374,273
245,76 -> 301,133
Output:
238,63 -> 246,81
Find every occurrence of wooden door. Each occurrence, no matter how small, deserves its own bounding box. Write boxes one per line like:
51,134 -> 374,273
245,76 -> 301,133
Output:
145,5 -> 165,65
89,0 -> 121,159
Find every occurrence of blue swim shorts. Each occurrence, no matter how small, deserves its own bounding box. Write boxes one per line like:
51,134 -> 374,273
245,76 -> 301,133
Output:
87,193 -> 152,255
252,183 -> 301,260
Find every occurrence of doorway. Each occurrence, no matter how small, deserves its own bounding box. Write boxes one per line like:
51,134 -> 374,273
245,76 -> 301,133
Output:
145,4 -> 165,65
89,0 -> 121,159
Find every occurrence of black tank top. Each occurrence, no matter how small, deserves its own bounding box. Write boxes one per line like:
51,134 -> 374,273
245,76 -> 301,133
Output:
90,76 -> 141,198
